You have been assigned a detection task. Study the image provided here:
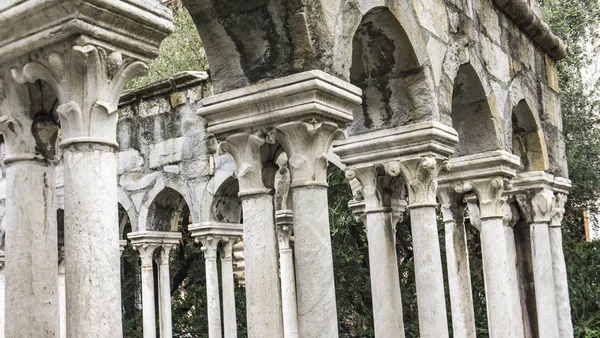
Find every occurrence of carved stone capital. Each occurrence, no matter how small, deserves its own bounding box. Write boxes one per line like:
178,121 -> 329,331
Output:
387,156 -> 445,207
13,43 -> 148,147
515,188 -> 555,224
551,193 -> 567,227
219,236 -> 236,261
276,210 -> 294,250
272,119 -> 345,187
463,193 -> 482,231
462,177 -> 511,219
199,236 -> 220,261
132,243 -> 160,265
0,68 -> 59,162
219,131 -> 271,194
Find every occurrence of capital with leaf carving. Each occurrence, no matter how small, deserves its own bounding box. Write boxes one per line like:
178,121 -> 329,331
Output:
386,156 -> 446,208
12,43 -> 148,147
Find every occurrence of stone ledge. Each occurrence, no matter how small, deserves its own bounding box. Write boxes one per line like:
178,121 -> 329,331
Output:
438,150 -> 521,185
189,222 -> 243,238
119,71 -> 210,107
493,0 -> 567,60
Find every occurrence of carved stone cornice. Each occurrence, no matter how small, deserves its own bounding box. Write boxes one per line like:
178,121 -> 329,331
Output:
128,230 -> 182,263
197,70 -> 360,138
189,222 -> 244,242
0,0 -> 174,64
12,43 -> 149,147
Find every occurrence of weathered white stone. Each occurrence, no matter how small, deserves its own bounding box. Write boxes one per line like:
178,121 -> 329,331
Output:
117,148 -> 145,174
120,172 -> 161,192
149,137 -> 185,169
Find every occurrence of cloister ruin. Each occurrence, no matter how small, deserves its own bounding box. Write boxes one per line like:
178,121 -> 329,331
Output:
0,0 -> 574,337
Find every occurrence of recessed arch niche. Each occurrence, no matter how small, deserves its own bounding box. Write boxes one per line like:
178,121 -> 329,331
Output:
146,187 -> 188,232
451,63 -> 503,156
211,176 -> 242,224
349,7 -> 434,135
511,100 -> 549,172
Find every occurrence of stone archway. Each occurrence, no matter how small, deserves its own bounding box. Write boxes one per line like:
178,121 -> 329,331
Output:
511,99 -> 549,172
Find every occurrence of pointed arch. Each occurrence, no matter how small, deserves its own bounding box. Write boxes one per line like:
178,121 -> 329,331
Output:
511,99 -> 549,172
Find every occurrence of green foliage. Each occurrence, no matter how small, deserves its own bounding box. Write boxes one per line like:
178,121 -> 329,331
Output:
126,3 -> 208,89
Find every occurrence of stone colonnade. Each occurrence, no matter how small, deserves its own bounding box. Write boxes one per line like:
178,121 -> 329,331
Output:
189,222 -> 243,338
128,231 -> 182,338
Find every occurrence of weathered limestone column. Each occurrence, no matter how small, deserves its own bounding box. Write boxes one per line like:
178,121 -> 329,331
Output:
0,69 -> 60,337
219,237 -> 238,338
438,188 -> 476,338
217,133 -> 283,338
276,210 -> 299,338
199,71 -> 360,338
200,236 -> 222,338
346,165 -> 406,338
59,249 -> 67,338
1,3 -> 172,335
549,189 -> 575,338
157,240 -> 181,338
132,243 -> 160,338
392,157 -> 450,337
274,120 -> 346,338
0,251 -> 5,338
515,185 -> 560,338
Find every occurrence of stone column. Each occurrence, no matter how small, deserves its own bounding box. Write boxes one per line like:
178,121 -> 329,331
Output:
219,237 -> 238,338
157,245 -> 176,338
0,70 -> 60,338
133,244 -> 160,338
346,165 -> 406,338
120,240 -> 128,253
467,178 -> 524,338
59,249 -> 67,338
516,188 -> 560,338
0,251 -> 5,338
219,132 -> 283,338
273,120 -> 343,338
276,210 -> 299,338
15,43 -> 154,337
388,157 -> 449,338
199,236 -> 222,338
438,188 -> 476,338
549,193 -> 574,338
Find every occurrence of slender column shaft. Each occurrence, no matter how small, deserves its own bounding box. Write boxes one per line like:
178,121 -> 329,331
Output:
63,144 -> 122,337
5,160 -> 59,337
444,217 -> 476,338
0,254 -> 5,338
409,206 -> 449,337
291,186 -> 338,338
220,240 -> 238,338
276,210 -> 299,338
201,237 -> 222,338
365,210 -> 405,337
530,222 -> 559,338
548,225 -> 574,338
240,193 -> 283,338
158,247 -> 174,338
138,246 -> 158,338
480,217 -> 524,338
59,258 -> 67,338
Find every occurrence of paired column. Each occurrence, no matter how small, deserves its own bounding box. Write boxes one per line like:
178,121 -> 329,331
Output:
387,157 -> 449,338
133,244 -> 160,338
467,178 -> 524,338
0,70 -> 60,337
438,189 -> 476,338
0,251 -> 4,338
59,249 -> 67,338
549,193 -> 574,338
346,165 -> 406,338
515,188 -> 560,338
276,210 -> 299,338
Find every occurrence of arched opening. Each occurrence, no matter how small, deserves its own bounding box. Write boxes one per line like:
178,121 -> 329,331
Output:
118,203 -> 130,240
511,100 -> 548,172
349,7 -> 433,135
211,177 -> 242,224
451,64 -> 503,156
57,209 -> 64,249
146,188 -> 187,232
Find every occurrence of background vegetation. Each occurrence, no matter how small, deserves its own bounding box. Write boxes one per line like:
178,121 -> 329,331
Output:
120,1 -> 600,337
